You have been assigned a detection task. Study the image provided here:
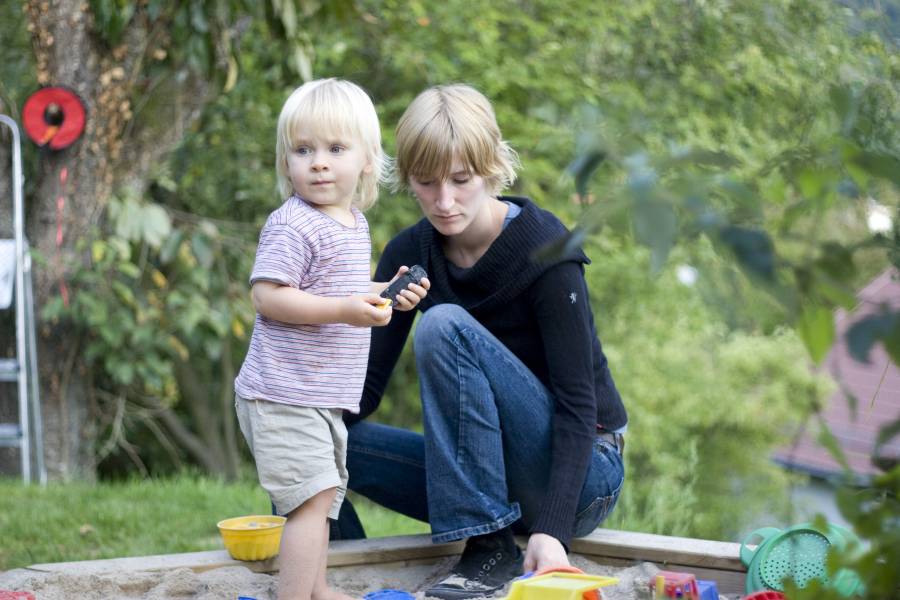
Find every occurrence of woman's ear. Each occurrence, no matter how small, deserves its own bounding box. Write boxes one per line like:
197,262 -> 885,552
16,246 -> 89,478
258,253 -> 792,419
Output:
363,163 -> 374,174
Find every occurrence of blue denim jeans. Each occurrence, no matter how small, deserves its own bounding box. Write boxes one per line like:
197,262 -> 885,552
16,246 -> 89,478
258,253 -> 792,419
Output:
343,304 -> 624,544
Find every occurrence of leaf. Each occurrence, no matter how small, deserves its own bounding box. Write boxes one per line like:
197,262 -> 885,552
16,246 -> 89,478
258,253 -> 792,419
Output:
717,226 -> 776,282
632,198 -> 677,273
205,337 -> 223,360
224,54 -> 239,93
151,269 -> 168,289
117,263 -> 141,279
566,150 -> 606,199
533,228 -> 587,261
141,204 -> 172,248
797,304 -> 835,365
280,0 -> 298,36
146,0 -> 164,20
113,197 -> 143,242
816,276 -> 858,311
850,151 -> 900,187
41,296 -> 65,321
874,417 -> 900,461
112,360 -> 135,386
885,319 -> 900,366
293,42 -> 312,81
796,168 -> 821,199
232,318 -> 246,340
846,310 -> 899,364
91,240 -> 107,264
660,148 -> 739,169
191,233 -> 214,269
168,335 -> 189,361
111,281 -> 136,308
815,242 -> 856,283
830,84 -> 853,122
190,2 -> 208,33
159,231 -> 183,265
817,417 -> 851,473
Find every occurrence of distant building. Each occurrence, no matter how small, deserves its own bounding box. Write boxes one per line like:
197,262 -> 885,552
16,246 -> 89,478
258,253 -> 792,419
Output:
772,269 -> 900,525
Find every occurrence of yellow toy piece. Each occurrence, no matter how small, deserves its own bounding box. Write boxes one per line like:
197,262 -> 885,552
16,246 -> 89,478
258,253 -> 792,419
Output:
217,515 -> 286,561
378,298 -> 392,309
503,572 -> 619,600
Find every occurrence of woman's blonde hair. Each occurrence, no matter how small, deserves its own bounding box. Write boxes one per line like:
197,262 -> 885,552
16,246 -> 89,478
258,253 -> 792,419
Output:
393,84 -> 519,195
275,78 -> 386,210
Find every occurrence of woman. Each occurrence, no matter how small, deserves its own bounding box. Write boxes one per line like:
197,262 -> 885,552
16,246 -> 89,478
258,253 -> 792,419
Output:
343,84 -> 627,600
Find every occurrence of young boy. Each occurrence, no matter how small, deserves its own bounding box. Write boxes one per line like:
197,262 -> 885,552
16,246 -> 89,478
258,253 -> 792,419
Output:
234,79 -> 428,600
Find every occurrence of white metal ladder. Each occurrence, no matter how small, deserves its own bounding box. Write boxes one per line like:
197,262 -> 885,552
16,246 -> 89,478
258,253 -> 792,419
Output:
0,113 -> 46,484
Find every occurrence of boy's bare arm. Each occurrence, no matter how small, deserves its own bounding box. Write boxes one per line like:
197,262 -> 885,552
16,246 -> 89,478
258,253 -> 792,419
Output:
252,281 -> 390,326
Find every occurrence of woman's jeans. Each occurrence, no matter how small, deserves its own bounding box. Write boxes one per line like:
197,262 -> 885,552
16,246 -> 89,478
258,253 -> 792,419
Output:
339,304 -> 624,544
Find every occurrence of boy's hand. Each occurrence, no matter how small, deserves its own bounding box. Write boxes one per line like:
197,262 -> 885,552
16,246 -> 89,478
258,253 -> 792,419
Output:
340,294 -> 393,327
382,266 -> 430,311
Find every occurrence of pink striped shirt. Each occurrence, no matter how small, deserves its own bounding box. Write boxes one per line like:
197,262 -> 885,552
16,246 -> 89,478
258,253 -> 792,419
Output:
234,196 -> 371,411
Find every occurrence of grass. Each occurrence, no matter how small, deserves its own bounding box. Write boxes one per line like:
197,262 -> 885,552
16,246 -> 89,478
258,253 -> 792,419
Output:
0,473 -> 429,571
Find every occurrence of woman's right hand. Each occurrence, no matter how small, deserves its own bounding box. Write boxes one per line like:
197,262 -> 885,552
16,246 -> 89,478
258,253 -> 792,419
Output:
523,533 -> 570,573
340,294 -> 393,327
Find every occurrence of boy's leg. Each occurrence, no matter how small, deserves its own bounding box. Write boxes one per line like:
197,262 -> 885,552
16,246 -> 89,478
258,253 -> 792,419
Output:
280,487 -> 340,600
310,514 -> 356,600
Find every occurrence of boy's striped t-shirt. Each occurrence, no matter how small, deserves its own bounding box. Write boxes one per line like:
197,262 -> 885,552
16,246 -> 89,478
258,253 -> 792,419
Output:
234,195 -> 372,411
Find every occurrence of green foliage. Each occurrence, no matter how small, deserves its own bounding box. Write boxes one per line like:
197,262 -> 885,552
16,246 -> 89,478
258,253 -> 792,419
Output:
88,0 -> 136,44
42,191 -> 256,474
583,240 -> 824,539
0,3 -> 36,116
563,3 -> 900,594
568,78 -> 900,365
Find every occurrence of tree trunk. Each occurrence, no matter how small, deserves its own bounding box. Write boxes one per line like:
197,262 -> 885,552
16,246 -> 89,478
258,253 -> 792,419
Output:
21,0 -> 210,480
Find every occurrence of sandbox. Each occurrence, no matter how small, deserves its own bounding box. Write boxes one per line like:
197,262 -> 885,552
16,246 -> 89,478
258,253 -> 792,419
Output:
0,529 -> 747,599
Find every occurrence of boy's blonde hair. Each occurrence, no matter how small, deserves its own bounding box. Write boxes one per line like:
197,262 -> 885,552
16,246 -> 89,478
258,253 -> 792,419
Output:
394,84 -> 519,195
275,78 -> 386,210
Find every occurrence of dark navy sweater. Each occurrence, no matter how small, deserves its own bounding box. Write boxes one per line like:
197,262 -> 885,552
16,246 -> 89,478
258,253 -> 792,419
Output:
349,196 -> 627,546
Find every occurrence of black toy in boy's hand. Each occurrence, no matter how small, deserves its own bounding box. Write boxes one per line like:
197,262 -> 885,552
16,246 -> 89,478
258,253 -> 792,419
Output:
380,265 -> 429,300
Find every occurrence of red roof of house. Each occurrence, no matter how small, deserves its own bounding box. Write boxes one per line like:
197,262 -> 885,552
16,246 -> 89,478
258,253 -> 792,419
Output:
772,268 -> 900,480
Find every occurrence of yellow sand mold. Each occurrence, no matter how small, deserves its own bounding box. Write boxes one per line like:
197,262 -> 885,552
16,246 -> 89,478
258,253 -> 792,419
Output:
217,515 -> 286,561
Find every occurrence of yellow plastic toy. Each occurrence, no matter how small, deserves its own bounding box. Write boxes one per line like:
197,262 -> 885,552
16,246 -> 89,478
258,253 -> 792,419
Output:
503,567 -> 619,600
217,515 -> 286,561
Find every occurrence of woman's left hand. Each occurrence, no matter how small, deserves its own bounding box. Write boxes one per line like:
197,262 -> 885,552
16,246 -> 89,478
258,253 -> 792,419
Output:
523,533 -> 570,572
383,266 -> 430,311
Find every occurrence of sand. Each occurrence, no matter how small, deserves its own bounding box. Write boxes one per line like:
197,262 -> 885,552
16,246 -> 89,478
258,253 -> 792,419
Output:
0,554 -> 662,600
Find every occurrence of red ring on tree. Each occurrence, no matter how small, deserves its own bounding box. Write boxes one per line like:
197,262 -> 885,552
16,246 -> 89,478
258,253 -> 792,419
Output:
22,86 -> 87,150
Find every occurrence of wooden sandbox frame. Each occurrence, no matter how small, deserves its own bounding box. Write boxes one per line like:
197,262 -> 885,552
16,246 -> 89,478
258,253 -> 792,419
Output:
22,528 -> 748,595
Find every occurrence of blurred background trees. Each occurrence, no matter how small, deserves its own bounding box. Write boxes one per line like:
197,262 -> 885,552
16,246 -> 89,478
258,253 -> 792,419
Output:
1,0 -> 897,559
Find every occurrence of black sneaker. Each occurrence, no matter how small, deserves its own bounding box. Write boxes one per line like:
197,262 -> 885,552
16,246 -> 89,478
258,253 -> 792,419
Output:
425,534 -> 524,599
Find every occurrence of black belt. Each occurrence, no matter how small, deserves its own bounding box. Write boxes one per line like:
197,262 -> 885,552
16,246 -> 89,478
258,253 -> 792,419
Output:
597,431 -> 625,455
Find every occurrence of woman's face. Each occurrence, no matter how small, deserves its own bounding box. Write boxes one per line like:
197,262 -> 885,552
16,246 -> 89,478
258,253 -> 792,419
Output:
409,163 -> 493,237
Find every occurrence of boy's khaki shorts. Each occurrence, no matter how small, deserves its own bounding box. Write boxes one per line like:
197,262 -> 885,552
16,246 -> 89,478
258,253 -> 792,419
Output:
235,394 -> 348,520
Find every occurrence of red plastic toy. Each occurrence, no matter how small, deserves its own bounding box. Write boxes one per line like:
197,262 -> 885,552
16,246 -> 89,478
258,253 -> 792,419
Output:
649,571 -> 700,599
741,592 -> 785,600
0,592 -> 36,600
